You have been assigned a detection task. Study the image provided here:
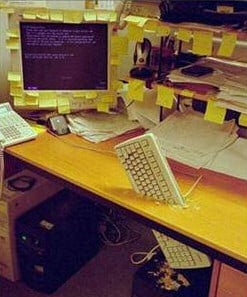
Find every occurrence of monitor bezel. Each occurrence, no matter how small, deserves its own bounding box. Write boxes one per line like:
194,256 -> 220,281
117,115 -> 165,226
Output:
19,20 -> 111,93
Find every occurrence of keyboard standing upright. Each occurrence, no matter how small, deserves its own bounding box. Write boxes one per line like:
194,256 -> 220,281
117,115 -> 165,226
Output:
114,133 -> 185,206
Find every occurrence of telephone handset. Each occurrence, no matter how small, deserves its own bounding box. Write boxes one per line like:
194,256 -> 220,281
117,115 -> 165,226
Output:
0,102 -> 37,148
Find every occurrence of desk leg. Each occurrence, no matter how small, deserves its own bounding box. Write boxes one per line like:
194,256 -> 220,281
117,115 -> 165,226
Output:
208,260 -> 221,297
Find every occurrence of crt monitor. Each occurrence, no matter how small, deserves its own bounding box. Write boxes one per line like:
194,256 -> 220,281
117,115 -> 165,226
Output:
19,21 -> 109,91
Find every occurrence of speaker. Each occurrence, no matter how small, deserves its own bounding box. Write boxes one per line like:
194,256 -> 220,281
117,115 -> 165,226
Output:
130,38 -> 153,79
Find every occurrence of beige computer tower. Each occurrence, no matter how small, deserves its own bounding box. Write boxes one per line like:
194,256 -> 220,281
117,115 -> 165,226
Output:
0,169 -> 63,281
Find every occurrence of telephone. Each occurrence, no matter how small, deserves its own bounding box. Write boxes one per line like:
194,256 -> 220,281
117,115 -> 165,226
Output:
0,102 -> 37,148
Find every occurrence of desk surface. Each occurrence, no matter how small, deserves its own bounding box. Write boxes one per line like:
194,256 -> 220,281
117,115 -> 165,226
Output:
6,131 -> 247,272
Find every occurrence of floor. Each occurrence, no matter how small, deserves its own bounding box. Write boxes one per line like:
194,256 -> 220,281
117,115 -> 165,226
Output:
0,216 -> 157,297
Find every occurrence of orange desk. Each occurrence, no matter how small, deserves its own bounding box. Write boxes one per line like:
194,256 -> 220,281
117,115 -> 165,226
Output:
5,131 -> 247,273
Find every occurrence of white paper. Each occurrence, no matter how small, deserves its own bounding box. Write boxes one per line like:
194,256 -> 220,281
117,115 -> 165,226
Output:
150,109 -> 238,169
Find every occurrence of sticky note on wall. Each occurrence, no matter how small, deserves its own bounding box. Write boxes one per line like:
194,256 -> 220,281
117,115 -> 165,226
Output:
177,28 -> 192,42
111,36 -> 129,56
143,20 -> 158,32
180,89 -> 194,98
39,92 -> 57,108
127,24 -> 144,42
6,37 -> 20,49
6,28 -> 19,38
156,85 -> 174,108
24,93 -> 38,106
204,99 -> 226,124
217,32 -> 237,57
192,31 -> 213,56
97,102 -> 109,113
83,10 -> 96,21
57,96 -> 70,114
8,71 -> 21,82
50,10 -> 64,21
156,24 -> 170,37
63,10 -> 83,23
239,113 -> 247,127
36,9 -> 49,20
127,80 -> 144,101
23,11 -> 36,19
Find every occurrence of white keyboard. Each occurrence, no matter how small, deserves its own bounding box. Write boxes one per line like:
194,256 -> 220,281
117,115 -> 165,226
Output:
114,133 -> 185,206
152,230 -> 211,269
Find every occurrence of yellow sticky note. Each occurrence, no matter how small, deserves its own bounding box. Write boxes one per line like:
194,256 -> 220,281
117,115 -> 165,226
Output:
110,55 -> 121,66
111,66 -> 118,80
10,80 -> 21,87
73,91 -> 86,98
26,91 -> 39,97
63,10 -> 83,23
127,80 -> 144,102
127,24 -> 144,42
100,93 -> 115,103
156,24 -> 170,37
124,15 -> 144,24
30,124 -> 47,134
204,99 -> 226,124
6,37 -> 19,49
0,1 -> 7,8
50,10 -> 63,21
156,85 -> 174,108
2,7 -> 15,14
57,96 -> 70,114
83,10 -> 96,21
96,10 -> 110,21
239,113 -> 247,127
143,20 -> 158,32
97,102 -> 109,113
10,86 -> 23,97
6,28 -> 19,38
137,18 -> 148,28
13,96 -> 25,106
217,5 -> 234,13
217,32 -> 237,57
8,71 -> 21,82
86,91 -> 97,99
24,94 -> 38,106
109,11 -> 117,22
36,9 -> 49,20
111,36 -> 129,56
111,80 -> 123,92
177,28 -> 192,42
180,89 -> 194,98
23,11 -> 36,19
192,31 -> 213,56
39,92 -> 57,108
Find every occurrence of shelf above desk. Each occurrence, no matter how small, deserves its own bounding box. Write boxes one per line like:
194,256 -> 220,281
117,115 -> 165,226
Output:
5,131 -> 247,272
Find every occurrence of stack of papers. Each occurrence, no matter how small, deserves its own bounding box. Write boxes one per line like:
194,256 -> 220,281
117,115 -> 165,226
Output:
168,57 -> 247,114
149,109 -> 238,169
206,137 -> 247,180
67,111 -> 141,143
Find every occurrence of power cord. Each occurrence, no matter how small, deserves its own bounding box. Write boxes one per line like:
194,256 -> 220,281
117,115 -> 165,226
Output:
97,205 -> 141,247
183,175 -> 203,198
130,244 -> 160,265
47,129 -> 116,156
